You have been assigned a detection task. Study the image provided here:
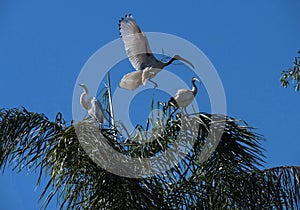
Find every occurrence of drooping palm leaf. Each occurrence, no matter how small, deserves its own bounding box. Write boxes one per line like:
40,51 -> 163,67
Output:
0,107 -> 299,209
0,108 -> 160,209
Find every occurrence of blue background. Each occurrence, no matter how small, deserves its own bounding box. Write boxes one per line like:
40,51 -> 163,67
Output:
0,1 -> 299,209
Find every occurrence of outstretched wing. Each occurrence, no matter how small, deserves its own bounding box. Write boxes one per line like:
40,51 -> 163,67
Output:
119,14 -> 158,70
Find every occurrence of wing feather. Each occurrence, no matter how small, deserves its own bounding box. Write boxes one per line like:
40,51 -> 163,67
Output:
174,90 -> 194,108
89,97 -> 105,124
119,15 -> 157,70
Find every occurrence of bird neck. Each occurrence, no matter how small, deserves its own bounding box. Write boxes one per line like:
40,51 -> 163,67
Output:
158,56 -> 177,69
192,80 -> 197,96
166,56 -> 177,66
80,91 -> 89,110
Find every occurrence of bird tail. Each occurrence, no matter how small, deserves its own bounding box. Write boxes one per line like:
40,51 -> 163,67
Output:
168,97 -> 178,108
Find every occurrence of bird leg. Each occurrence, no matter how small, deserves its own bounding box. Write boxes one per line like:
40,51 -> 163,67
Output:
148,79 -> 158,88
182,107 -> 188,116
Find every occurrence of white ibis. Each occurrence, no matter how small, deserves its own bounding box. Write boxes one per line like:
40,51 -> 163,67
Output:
168,77 -> 200,113
118,14 -> 195,90
79,84 -> 105,124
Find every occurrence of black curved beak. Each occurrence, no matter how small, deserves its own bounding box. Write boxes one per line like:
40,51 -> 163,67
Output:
175,55 -> 195,69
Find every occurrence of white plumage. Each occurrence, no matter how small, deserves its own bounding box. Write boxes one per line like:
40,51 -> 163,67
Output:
118,14 -> 195,90
169,77 -> 200,113
117,70 -> 143,90
79,84 -> 105,124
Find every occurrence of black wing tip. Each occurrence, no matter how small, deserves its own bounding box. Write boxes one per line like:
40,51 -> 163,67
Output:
120,14 -> 133,20
118,14 -> 133,30
119,14 -> 133,22
118,17 -> 124,24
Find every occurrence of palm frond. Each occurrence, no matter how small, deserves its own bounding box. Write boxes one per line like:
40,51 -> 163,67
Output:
0,108 -> 159,209
280,50 -> 300,91
0,106 -> 299,209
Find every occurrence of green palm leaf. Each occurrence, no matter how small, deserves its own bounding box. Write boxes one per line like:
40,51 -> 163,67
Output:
0,107 -> 299,209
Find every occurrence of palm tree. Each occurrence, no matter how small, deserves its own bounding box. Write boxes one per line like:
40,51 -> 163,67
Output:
281,50 -> 300,91
0,94 -> 299,209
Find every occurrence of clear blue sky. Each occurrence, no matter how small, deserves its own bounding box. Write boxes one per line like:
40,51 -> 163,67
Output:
1,1 -> 299,209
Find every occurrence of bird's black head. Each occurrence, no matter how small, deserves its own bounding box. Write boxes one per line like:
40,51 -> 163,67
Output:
191,77 -> 200,83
